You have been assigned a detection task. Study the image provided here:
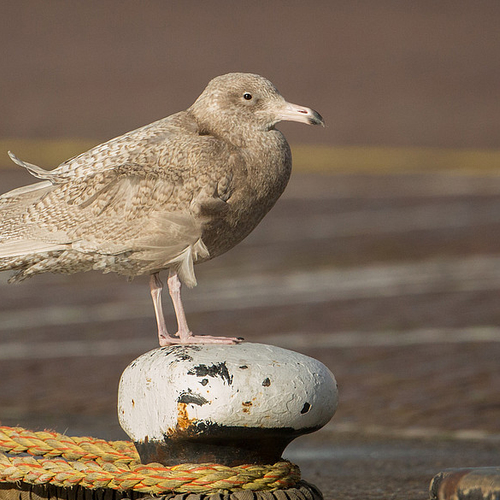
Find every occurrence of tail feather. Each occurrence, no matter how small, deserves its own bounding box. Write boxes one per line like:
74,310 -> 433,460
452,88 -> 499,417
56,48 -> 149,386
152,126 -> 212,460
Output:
8,151 -> 55,181
0,240 -> 66,260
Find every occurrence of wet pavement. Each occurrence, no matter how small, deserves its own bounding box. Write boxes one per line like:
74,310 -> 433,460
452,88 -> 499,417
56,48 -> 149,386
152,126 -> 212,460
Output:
0,168 -> 500,499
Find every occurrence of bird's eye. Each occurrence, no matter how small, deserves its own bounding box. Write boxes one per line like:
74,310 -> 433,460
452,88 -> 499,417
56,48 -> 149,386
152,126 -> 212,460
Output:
243,92 -> 253,100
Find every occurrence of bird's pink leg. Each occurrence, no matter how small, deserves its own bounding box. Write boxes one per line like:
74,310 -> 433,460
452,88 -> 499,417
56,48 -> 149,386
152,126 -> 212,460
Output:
166,269 -> 192,341
149,273 -> 182,346
167,269 -> 242,344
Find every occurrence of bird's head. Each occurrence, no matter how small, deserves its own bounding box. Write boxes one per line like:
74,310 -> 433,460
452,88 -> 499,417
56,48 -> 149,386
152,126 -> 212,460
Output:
189,73 -> 324,141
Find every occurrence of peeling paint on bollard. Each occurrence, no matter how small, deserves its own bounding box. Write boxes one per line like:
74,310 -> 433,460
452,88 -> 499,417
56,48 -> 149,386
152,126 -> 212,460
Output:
118,343 -> 338,466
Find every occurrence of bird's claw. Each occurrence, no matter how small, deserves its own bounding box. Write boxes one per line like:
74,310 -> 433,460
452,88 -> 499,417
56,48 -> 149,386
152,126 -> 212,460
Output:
159,333 -> 243,346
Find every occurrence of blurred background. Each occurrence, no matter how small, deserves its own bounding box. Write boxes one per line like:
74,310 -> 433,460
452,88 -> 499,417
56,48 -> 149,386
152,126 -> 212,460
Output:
1,2 -> 500,498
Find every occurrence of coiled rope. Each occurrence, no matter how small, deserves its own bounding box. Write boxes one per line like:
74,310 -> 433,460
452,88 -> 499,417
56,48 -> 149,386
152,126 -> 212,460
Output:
0,426 -> 300,494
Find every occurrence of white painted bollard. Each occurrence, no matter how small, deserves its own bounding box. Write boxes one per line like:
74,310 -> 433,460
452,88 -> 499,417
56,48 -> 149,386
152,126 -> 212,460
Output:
118,343 -> 338,466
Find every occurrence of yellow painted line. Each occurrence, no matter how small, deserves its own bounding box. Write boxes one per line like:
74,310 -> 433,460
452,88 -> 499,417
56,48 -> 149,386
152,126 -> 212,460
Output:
1,139 -> 499,175
292,145 -> 500,175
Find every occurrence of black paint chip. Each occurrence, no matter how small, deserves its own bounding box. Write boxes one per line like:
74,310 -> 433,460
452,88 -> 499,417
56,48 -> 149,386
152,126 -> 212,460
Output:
177,389 -> 208,406
301,402 -> 311,414
187,362 -> 233,385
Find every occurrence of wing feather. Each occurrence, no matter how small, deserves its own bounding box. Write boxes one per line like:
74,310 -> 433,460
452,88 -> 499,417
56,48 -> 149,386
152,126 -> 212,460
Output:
0,148 -> 234,285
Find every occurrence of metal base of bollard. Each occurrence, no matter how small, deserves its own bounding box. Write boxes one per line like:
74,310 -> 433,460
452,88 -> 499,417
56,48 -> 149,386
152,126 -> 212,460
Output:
134,425 -> 311,466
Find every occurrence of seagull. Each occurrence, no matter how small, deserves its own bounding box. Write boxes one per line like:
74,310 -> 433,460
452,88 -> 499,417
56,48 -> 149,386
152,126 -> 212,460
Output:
0,73 -> 324,345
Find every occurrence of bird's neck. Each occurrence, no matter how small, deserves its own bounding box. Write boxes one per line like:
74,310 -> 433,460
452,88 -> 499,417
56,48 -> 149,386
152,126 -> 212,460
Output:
241,130 -> 292,203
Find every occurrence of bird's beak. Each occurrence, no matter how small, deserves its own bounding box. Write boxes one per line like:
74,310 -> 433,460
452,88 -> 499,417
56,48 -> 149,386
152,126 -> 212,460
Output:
277,101 -> 325,127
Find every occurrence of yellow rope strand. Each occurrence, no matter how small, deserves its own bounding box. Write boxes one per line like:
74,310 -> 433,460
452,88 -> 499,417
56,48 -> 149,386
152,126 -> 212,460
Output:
0,426 -> 137,464
0,426 -> 300,493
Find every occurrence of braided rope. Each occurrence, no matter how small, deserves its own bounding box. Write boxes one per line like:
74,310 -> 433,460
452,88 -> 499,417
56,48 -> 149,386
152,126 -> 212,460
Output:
0,426 -> 137,464
0,426 -> 300,494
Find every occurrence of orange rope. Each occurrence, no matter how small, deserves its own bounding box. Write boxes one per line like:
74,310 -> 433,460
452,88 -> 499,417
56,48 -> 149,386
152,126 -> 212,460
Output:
0,426 -> 300,494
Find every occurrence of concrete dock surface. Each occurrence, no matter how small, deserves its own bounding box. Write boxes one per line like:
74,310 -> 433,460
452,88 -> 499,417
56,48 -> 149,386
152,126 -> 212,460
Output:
0,168 -> 499,499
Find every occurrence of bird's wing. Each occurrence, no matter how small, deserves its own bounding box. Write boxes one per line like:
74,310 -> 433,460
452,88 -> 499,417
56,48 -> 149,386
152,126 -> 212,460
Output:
7,114 -> 192,185
49,115 -> 191,182
5,145 -> 237,284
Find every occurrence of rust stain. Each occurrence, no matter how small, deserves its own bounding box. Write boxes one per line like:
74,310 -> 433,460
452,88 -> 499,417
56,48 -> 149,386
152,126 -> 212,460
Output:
242,401 -> 253,413
176,402 -> 196,431
165,402 -> 200,436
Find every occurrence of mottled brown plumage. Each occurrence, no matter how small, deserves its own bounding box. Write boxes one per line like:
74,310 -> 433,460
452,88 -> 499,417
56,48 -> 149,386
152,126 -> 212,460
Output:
0,73 -> 324,344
